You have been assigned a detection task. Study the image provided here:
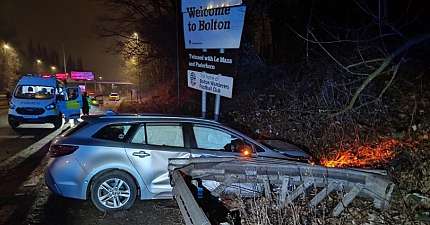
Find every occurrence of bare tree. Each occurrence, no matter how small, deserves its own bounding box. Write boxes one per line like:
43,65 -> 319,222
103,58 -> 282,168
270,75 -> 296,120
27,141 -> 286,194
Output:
284,0 -> 429,115
96,0 -> 178,87
0,43 -> 21,91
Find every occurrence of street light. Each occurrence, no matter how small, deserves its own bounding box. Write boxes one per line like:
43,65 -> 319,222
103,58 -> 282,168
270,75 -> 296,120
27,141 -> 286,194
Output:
51,66 -> 57,72
133,32 -> 139,44
3,43 -> 11,50
130,57 -> 137,65
131,32 -> 140,102
36,59 -> 43,64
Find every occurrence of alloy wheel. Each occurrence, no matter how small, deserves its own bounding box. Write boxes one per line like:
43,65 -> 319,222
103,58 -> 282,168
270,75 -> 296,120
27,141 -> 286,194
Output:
97,178 -> 131,209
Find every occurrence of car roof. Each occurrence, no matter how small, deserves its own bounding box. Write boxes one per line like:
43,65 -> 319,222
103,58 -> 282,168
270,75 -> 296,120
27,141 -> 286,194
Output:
82,114 -> 222,125
17,76 -> 57,86
75,113 -> 269,152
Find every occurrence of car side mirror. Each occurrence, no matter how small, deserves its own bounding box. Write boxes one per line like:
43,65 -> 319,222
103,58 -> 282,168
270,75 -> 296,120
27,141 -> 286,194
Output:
230,139 -> 253,157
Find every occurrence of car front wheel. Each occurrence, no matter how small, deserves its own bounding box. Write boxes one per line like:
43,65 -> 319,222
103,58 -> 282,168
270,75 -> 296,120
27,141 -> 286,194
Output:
8,117 -> 20,130
90,171 -> 137,212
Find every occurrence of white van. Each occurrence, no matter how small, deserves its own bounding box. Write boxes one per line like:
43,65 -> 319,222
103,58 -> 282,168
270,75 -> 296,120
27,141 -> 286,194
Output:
8,75 -> 83,129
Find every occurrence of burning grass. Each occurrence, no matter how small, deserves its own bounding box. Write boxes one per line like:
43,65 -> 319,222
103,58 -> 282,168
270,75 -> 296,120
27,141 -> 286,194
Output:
320,139 -> 400,168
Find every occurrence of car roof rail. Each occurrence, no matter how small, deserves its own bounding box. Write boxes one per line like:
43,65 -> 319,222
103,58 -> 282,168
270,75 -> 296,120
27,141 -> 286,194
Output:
94,112 -> 221,123
80,114 -> 105,122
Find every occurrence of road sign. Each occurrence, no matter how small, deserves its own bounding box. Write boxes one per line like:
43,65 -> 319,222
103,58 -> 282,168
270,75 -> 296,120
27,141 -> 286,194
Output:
187,50 -> 236,74
183,5 -> 246,49
187,70 -> 234,98
181,0 -> 242,12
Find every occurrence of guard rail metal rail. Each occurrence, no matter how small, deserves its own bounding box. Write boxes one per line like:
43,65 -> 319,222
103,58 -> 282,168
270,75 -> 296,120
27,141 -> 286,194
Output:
169,157 -> 395,225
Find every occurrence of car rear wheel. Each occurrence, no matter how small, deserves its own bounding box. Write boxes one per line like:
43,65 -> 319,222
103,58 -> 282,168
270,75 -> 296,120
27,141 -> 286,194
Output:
90,171 -> 137,212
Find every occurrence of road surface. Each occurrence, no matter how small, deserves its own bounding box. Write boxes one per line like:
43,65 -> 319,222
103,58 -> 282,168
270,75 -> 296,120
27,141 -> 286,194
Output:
0,100 -> 183,225
0,109 -> 54,162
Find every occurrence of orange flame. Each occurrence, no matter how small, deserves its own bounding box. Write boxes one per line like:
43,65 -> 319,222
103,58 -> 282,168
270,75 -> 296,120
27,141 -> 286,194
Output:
320,139 -> 400,168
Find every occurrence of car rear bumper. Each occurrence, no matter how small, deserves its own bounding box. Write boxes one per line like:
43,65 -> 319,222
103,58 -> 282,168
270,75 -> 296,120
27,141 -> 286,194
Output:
45,169 -> 63,196
45,157 -> 87,200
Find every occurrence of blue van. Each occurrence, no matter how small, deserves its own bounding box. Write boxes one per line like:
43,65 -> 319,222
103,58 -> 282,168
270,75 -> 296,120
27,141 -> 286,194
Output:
8,75 -> 83,129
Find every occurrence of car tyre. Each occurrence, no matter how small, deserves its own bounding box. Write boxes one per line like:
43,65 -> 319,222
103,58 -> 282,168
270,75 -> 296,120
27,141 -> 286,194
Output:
90,171 -> 137,212
8,117 -> 20,130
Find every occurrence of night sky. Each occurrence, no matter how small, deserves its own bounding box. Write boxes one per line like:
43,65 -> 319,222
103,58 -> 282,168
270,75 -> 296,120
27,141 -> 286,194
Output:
0,0 -> 121,80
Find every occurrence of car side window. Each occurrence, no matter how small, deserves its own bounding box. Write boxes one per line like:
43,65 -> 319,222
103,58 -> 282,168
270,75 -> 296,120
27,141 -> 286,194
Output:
93,124 -> 132,142
67,88 -> 79,100
131,125 -> 146,144
146,124 -> 184,147
193,126 -> 238,151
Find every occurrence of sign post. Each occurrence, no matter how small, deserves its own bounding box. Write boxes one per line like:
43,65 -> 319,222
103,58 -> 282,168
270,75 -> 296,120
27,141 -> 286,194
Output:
182,0 -> 245,120
201,48 -> 208,118
201,91 -> 207,118
214,48 -> 225,121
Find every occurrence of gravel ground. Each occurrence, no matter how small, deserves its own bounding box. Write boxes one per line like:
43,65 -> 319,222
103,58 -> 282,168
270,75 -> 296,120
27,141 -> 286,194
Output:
26,185 -> 184,225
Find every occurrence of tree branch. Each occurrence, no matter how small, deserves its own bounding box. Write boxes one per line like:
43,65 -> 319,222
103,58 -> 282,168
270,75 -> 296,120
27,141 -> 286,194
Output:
333,34 -> 430,116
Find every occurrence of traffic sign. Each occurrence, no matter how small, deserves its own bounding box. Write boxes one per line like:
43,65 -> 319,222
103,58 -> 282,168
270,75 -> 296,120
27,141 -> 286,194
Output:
187,70 -> 234,98
181,0 -> 242,12
183,5 -> 246,49
187,49 -> 236,74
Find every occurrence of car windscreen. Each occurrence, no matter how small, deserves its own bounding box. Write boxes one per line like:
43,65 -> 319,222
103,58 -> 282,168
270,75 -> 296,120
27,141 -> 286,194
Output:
14,85 -> 55,99
110,93 -> 118,96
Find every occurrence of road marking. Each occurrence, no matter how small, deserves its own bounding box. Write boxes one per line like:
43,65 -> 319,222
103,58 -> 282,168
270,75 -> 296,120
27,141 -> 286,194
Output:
0,123 -> 71,170
0,135 -> 36,139
0,135 -> 19,139
20,135 -> 36,139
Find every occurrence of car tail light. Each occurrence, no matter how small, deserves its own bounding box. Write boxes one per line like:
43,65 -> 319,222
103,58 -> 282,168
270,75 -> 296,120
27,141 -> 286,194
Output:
49,145 -> 79,157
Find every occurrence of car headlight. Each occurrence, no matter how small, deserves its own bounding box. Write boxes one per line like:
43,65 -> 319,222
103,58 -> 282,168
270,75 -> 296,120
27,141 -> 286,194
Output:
9,102 -> 15,109
45,104 -> 56,110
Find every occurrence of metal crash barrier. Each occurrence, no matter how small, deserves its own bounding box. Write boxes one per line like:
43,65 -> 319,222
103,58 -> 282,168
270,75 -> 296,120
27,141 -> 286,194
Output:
169,157 -> 395,225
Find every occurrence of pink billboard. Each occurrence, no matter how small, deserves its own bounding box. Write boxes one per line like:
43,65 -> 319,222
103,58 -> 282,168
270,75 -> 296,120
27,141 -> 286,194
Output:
71,71 -> 94,81
55,73 -> 68,80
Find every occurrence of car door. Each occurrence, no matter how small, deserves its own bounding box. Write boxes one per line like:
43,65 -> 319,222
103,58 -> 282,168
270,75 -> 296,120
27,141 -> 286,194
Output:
188,123 -> 264,195
57,87 -> 83,119
124,123 -> 190,198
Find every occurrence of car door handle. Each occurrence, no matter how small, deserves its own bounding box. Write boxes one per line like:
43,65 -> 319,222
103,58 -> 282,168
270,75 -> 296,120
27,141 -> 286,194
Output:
132,151 -> 150,158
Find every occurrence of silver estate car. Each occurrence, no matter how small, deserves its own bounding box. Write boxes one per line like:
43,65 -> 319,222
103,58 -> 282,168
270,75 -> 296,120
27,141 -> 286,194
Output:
45,114 -> 309,212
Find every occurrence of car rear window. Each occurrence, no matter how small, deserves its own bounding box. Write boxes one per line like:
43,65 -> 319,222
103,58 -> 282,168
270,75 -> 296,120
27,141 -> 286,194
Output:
93,124 -> 133,142
63,122 -> 89,137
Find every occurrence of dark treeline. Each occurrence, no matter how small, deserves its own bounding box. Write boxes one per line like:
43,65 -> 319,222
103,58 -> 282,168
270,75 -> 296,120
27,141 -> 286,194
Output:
97,0 -> 429,90
1,37 -> 85,92
25,40 -> 85,74
97,0 -> 430,145
1,2 -> 85,91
